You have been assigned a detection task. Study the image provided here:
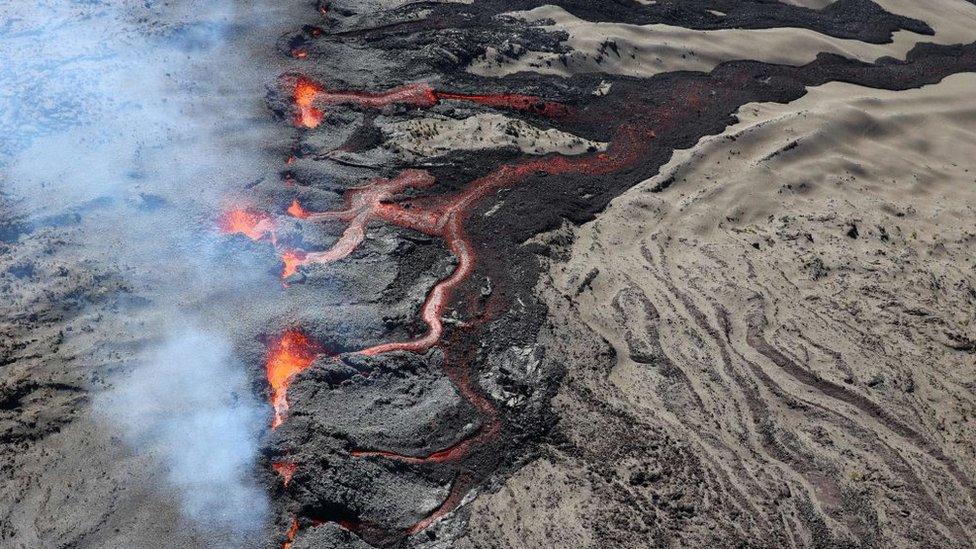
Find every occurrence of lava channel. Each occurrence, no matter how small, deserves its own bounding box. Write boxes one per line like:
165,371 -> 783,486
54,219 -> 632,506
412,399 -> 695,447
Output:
288,77 -> 569,129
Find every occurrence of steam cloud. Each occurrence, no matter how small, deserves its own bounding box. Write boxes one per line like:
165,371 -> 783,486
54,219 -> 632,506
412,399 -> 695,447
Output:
0,0 -> 287,542
97,328 -> 269,532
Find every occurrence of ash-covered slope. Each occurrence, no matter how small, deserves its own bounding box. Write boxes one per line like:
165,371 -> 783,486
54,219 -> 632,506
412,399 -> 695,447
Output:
2,1 -> 976,548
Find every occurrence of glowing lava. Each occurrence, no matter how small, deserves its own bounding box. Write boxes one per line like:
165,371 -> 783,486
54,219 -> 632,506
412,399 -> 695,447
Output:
293,77 -> 324,128
272,461 -> 298,486
219,208 -> 275,242
287,199 -> 309,219
263,76 -> 652,543
267,330 -> 321,428
282,518 -> 300,549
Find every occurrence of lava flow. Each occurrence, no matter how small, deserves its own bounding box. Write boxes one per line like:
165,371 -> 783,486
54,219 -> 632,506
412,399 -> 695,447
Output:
267,329 -> 321,428
283,126 -> 650,356
288,77 -> 569,129
293,77 -> 324,128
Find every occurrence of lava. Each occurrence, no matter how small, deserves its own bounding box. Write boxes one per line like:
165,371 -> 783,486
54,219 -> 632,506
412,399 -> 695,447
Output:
288,78 -> 569,132
282,518 -> 300,549
280,249 -> 308,280
293,77 -> 324,128
287,199 -> 309,219
285,127 -> 651,355
219,208 -> 275,242
272,461 -> 298,486
267,329 -> 321,428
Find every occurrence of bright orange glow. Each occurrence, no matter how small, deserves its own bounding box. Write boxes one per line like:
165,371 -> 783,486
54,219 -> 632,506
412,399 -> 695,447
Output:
272,462 -> 298,486
282,518 -> 299,549
280,249 -> 308,279
287,199 -> 309,219
292,48 -> 308,59
293,77 -> 324,128
219,209 -> 275,242
267,330 -> 320,428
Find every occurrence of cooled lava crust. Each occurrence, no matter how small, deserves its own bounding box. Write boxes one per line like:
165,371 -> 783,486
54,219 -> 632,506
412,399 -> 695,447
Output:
212,2 -> 976,548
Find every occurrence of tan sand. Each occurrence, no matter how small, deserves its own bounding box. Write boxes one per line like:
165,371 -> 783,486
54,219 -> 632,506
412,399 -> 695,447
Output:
460,72 -> 976,548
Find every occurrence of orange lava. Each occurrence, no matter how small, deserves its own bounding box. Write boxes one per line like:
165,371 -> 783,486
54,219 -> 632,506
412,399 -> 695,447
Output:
280,249 -> 308,279
437,91 -> 569,117
287,199 -> 309,219
293,77 -> 324,128
272,461 -> 298,486
219,208 -> 275,242
250,79 -> 657,541
282,518 -> 300,549
267,330 -> 320,428
292,48 -> 308,59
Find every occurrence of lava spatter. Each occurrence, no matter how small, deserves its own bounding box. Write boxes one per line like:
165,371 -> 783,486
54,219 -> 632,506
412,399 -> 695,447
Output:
282,518 -> 300,549
286,199 -> 308,219
267,329 -> 321,428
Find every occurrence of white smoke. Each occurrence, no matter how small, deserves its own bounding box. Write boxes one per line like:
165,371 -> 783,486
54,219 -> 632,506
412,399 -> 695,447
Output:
96,328 -> 269,533
0,0 -> 296,543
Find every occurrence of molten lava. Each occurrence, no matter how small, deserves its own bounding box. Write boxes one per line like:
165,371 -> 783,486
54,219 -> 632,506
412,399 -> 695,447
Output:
282,518 -> 300,549
293,77 -> 324,128
272,461 -> 298,486
267,330 -> 321,428
257,75 -> 655,543
219,208 -> 275,242
287,199 -> 309,219
280,249 -> 307,280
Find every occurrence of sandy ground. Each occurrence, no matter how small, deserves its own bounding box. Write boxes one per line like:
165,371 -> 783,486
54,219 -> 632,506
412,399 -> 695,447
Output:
459,72 -> 976,548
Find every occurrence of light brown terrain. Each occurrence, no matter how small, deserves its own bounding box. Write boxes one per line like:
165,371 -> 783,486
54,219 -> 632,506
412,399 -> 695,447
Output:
460,73 -> 976,548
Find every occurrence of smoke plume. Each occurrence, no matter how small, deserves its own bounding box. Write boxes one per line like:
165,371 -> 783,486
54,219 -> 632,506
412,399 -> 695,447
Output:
96,327 -> 269,533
